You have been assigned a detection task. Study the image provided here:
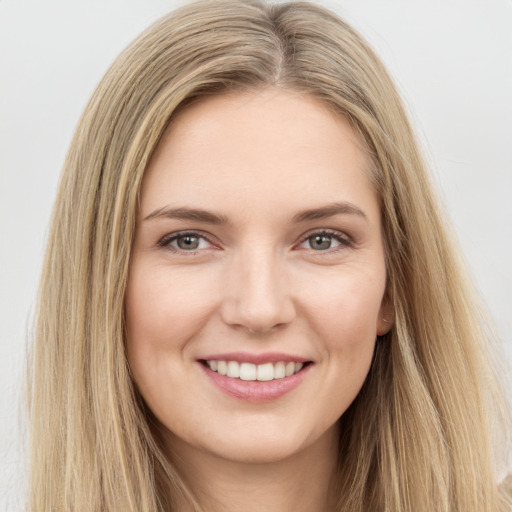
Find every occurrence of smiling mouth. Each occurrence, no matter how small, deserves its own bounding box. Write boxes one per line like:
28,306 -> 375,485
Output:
201,360 -> 310,381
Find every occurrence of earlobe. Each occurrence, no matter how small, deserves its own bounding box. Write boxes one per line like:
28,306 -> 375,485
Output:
376,298 -> 394,336
376,317 -> 394,336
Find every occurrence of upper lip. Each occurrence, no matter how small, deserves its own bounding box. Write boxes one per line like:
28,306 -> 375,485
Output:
199,352 -> 311,365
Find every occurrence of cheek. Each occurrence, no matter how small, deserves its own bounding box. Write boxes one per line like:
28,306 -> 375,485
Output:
126,263 -> 215,345
302,266 -> 386,348
299,266 -> 384,404
124,262 -> 219,389
124,263 -> 220,425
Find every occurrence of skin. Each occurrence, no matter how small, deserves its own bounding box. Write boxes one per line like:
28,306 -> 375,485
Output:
125,87 -> 393,512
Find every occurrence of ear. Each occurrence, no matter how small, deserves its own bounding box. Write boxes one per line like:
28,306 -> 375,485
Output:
376,294 -> 394,336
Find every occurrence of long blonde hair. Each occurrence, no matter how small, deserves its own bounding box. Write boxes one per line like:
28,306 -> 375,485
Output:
28,1 -> 511,510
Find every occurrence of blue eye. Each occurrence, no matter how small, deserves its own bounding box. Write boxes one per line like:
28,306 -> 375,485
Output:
173,234 -> 201,250
298,231 -> 350,251
308,234 -> 337,250
158,229 -> 351,254
159,232 -> 212,252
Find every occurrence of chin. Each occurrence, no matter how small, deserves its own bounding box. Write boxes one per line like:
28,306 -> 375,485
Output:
199,422 -> 337,465
207,439 -> 305,464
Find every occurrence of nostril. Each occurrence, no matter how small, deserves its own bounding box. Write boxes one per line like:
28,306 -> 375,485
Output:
219,270 -> 296,333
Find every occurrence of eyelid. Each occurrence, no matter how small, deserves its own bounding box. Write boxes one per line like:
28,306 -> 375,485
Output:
157,230 -> 218,253
294,228 -> 353,251
157,228 -> 354,254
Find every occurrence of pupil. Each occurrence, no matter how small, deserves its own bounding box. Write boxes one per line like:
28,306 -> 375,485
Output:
311,235 -> 331,250
178,235 -> 199,250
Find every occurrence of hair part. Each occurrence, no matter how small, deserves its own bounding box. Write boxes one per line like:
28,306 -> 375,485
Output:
28,1 -> 511,511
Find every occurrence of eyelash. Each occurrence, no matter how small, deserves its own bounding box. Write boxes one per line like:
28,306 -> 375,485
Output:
296,229 -> 353,253
157,230 -> 216,254
157,229 -> 353,255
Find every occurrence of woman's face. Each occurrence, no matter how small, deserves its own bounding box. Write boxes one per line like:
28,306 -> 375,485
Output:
125,88 -> 391,464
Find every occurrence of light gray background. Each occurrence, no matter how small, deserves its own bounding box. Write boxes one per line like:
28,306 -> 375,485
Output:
1,0 -> 511,509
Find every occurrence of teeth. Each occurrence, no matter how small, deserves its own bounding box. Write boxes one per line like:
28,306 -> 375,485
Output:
240,362 -> 257,381
256,362 -> 274,381
206,360 -> 306,381
227,361 -> 240,378
217,360 -> 227,375
274,361 -> 286,379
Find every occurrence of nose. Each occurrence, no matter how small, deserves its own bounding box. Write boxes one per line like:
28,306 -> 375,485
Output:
220,245 -> 296,334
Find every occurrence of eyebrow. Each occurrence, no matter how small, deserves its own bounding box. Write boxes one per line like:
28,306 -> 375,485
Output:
291,202 -> 368,223
144,206 -> 229,224
144,202 -> 368,225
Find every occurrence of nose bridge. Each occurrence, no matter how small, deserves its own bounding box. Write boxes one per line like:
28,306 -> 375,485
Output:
221,243 -> 295,333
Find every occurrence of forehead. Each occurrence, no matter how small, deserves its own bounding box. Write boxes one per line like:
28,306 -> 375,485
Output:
140,88 -> 379,222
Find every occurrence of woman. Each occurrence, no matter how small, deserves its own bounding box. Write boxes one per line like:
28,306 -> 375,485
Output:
28,0 -> 511,510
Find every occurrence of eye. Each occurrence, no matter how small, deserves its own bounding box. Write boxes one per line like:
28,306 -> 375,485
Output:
297,230 -> 351,252
158,231 -> 214,253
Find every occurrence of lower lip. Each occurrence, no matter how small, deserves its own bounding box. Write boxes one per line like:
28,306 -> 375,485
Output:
200,363 -> 311,403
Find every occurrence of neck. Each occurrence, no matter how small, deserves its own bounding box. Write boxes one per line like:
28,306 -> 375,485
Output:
166,426 -> 340,512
